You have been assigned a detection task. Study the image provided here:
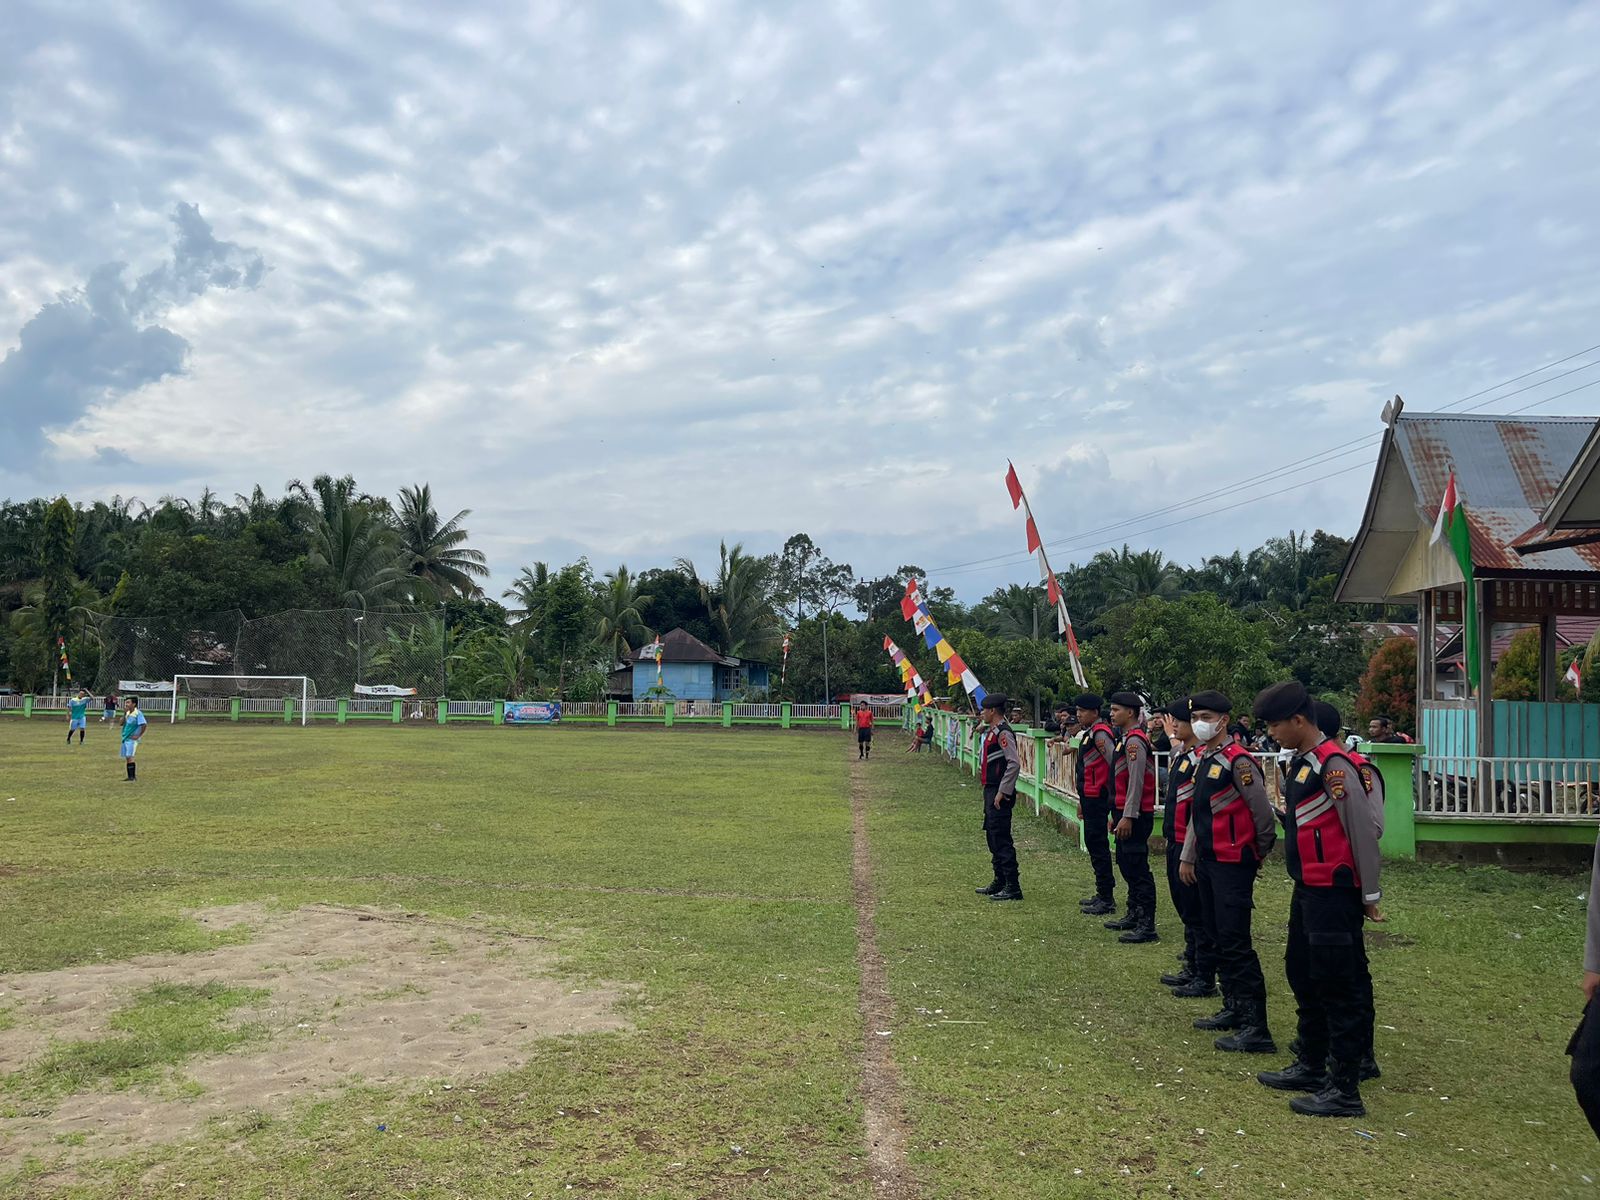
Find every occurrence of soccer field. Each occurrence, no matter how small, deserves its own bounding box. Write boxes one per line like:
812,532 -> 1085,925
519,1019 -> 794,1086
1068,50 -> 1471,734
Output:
1,721 -> 1598,1198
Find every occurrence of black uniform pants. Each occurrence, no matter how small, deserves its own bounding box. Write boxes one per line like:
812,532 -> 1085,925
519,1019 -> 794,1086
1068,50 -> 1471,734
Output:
1080,793 -> 1115,900
1284,884 -> 1369,1067
1197,858 -> 1267,1011
1114,812 -> 1156,915
1167,843 -> 1213,978
982,787 -> 1019,886
1569,1000 -> 1600,1140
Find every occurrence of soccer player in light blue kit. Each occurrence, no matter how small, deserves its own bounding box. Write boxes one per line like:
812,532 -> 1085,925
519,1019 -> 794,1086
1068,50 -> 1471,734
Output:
66,688 -> 91,745
120,696 -> 147,781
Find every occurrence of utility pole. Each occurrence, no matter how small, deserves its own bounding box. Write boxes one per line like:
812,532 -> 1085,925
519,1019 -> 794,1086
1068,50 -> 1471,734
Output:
1032,599 -> 1041,726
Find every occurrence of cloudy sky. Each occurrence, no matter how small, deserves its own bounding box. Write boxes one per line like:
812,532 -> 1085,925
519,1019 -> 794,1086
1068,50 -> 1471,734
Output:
4,0 -> 1600,602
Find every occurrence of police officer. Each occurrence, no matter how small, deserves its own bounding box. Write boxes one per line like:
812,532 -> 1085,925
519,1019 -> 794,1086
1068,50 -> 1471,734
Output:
1252,682 -> 1384,1116
1104,691 -> 1158,944
1072,694 -> 1119,916
1178,690 -> 1278,1054
974,693 -> 1024,903
1158,698 -> 1217,998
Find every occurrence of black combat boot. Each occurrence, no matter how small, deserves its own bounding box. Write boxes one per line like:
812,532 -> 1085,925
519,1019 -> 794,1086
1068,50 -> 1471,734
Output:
1119,910 -> 1158,944
1290,1061 -> 1365,1118
1170,976 -> 1219,999
990,879 -> 1024,902
1360,1054 -> 1382,1082
1193,997 -> 1239,1030
1103,906 -> 1140,931
975,879 -> 1005,896
1214,1001 -> 1277,1054
1081,897 -> 1115,916
1079,894 -> 1102,909
1256,1055 -> 1327,1092
1159,966 -> 1196,988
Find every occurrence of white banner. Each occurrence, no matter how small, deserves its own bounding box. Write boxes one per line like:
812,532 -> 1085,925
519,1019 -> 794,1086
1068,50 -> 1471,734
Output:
119,680 -> 175,693
355,684 -> 418,696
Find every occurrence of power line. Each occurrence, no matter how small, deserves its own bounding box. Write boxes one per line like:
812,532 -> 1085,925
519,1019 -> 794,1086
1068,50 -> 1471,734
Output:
923,341 -> 1600,579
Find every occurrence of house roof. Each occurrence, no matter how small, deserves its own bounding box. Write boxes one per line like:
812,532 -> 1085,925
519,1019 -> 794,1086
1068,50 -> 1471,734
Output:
634,627 -> 739,667
1337,405 -> 1600,604
1436,614 -> 1600,667
1539,417 -> 1600,535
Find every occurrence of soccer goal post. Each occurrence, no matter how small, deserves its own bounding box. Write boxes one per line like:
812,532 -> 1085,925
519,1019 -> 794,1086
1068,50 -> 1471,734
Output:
171,675 -> 313,725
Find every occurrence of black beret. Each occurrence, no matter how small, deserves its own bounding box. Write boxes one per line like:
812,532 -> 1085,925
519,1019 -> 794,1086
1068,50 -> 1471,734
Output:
1072,693 -> 1103,711
1313,700 -> 1342,739
1188,690 -> 1232,714
981,692 -> 1008,712
1109,690 -> 1142,710
1252,680 -> 1313,723
1167,696 -> 1193,721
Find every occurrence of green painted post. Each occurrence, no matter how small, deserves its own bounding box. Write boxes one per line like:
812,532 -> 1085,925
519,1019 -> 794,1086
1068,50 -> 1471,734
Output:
493,700 -> 505,726
606,700 -> 618,727
1364,741 -> 1421,860
781,701 -> 792,729
177,697 -> 188,722
839,704 -> 850,731
230,696 -> 241,722
22,695 -> 32,718
391,699 -> 403,724
283,697 -> 293,724
722,700 -> 733,727
664,702 -> 675,728
337,698 -> 347,724
437,699 -> 449,725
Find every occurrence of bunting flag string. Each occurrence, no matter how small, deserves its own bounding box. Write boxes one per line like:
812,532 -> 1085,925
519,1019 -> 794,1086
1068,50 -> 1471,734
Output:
901,580 -> 987,707
881,635 -> 932,707
57,635 -> 72,682
1003,461 -> 1088,688
781,632 -> 791,683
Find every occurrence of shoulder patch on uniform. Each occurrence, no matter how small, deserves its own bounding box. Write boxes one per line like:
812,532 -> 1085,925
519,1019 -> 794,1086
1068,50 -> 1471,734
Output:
1325,766 -> 1347,800
1125,742 -> 1139,760
1237,760 -> 1255,787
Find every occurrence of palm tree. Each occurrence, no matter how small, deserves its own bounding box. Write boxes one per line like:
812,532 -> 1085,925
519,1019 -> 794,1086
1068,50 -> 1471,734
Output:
474,627 -> 538,699
1102,546 -> 1181,605
502,562 -> 550,627
594,566 -> 652,667
676,541 -> 779,657
981,582 -> 1048,640
395,483 -> 489,600
309,503 -> 408,610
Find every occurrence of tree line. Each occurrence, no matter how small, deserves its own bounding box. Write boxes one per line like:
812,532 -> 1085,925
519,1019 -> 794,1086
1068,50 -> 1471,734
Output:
1,481 -> 1409,713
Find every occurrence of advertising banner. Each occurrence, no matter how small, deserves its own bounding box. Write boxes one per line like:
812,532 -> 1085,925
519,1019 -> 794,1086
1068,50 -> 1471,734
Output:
504,701 -> 562,725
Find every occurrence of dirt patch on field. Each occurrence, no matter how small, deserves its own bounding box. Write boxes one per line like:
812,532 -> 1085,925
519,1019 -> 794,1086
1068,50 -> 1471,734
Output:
848,757 -> 919,1199
0,903 -> 628,1163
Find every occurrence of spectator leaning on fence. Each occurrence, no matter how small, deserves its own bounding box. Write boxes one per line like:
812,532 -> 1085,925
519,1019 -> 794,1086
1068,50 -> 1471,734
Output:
1252,681 -> 1385,1119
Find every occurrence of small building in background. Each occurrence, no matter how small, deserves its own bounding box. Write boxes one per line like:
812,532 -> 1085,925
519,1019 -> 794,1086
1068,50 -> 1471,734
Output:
628,628 -> 771,702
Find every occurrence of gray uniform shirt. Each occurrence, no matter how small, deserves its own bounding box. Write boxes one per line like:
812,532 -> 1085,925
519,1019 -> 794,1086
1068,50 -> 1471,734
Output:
1120,731 -> 1150,820
1180,744 -> 1278,865
986,722 -> 1021,795
1318,746 -> 1384,904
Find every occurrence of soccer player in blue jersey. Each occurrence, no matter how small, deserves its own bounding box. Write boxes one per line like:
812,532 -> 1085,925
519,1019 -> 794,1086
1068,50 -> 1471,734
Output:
66,689 -> 91,745
120,696 -> 147,781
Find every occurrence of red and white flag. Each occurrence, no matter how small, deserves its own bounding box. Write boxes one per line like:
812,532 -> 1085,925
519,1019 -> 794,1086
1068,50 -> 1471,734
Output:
1003,461 -> 1087,688
1567,660 -> 1583,691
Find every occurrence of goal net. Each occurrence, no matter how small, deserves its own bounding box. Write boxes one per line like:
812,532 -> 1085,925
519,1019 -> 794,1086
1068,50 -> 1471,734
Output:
171,675 -> 313,724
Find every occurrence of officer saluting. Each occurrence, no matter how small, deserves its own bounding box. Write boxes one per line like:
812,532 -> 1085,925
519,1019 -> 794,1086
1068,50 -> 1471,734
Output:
974,693 -> 1024,903
1104,691 -> 1159,944
1251,681 -> 1384,1117
1179,690 -> 1278,1054
1073,694 -> 1119,917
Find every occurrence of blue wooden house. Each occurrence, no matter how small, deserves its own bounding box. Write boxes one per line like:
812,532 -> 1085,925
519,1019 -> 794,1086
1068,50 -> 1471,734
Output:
629,628 -> 771,702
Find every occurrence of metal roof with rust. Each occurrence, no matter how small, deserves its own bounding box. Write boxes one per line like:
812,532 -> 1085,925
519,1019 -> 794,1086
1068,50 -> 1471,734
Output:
1338,409 -> 1600,603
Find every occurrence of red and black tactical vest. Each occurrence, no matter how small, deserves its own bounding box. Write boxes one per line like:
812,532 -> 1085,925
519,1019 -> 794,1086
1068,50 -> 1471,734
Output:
1075,721 -> 1115,800
1190,743 -> 1259,864
981,722 -> 1014,788
1167,749 -> 1198,844
1283,740 -> 1361,889
1113,727 -> 1158,816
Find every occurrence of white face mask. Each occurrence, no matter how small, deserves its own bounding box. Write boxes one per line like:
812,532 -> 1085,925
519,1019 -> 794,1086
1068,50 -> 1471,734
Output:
1191,717 -> 1224,742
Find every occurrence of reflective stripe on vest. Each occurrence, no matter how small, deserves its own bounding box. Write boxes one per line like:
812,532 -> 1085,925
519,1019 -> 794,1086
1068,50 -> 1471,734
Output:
1192,743 -> 1256,863
1169,750 -> 1198,844
1283,740 -> 1360,888
1113,727 -> 1158,815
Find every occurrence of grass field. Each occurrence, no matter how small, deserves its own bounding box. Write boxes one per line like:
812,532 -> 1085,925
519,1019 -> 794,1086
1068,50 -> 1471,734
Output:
1,719 -> 1598,1198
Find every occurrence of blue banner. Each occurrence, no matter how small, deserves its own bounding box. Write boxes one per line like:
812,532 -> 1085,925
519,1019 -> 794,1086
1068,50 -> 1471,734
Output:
504,701 -> 561,725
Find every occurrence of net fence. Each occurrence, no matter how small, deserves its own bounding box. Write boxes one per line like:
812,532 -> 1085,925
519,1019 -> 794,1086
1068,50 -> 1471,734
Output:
89,609 -> 448,698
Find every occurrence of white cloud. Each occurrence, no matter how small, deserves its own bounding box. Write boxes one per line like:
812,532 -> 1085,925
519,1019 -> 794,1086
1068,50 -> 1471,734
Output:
3,0 -> 1600,601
